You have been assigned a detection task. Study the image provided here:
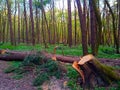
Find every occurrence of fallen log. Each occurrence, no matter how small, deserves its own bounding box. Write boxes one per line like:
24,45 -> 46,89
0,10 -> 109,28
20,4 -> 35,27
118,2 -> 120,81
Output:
0,50 -> 120,65
0,49 -> 120,88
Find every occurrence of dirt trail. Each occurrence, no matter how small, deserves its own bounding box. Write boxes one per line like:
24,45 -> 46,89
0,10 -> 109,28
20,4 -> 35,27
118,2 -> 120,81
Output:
0,61 -> 37,90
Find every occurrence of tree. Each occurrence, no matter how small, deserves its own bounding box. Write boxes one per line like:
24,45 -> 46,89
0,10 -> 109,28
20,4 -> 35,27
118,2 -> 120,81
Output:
117,0 -> 120,53
29,0 -> 35,45
17,0 -> 21,44
89,0 -> 100,56
74,1 -> 77,46
67,0 -> 72,47
75,0 -> 88,55
23,0 -> 29,44
6,0 -> 14,45
105,0 -> 119,54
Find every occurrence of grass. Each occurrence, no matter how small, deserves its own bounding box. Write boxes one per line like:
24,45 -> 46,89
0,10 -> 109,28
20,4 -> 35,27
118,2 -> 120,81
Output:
0,43 -> 119,59
1,43 -> 120,89
33,73 -> 49,86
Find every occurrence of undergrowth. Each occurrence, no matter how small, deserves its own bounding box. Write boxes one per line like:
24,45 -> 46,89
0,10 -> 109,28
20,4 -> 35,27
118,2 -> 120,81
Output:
2,43 -> 120,89
0,43 -> 119,59
4,53 -> 63,87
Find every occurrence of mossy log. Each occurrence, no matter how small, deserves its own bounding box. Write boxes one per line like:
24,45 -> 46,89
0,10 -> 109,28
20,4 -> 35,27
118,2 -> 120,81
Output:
74,54 -> 120,88
0,49 -> 120,87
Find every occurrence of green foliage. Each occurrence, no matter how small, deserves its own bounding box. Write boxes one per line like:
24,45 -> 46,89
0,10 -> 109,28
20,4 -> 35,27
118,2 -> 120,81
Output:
36,60 -> 62,79
11,74 -> 23,80
67,65 -> 79,79
22,54 -> 43,66
116,81 -> 120,90
4,61 -> 24,80
67,80 -> 82,90
4,61 -> 21,73
0,43 -> 119,59
33,0 -> 51,9
66,65 -> 81,90
37,86 -> 42,90
98,46 -> 120,59
33,73 -> 49,86
4,66 -> 18,73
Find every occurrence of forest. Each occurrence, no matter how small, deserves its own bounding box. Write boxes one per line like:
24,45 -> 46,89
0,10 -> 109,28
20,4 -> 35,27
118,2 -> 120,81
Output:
0,0 -> 120,90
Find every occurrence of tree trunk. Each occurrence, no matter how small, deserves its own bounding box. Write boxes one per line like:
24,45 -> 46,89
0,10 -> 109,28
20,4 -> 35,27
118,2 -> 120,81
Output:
67,0 -> 72,47
40,0 -> 51,44
6,0 -> 14,45
29,0 -> 35,45
0,49 -> 120,88
89,0 -> 98,56
118,0 -> 120,53
76,0 -> 88,55
23,0 -> 29,44
18,2 -> 20,44
105,0 -> 119,54
74,1 -> 77,46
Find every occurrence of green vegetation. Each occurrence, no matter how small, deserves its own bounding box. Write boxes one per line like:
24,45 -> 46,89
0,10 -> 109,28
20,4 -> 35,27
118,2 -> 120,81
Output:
67,65 -> 82,90
33,73 -> 49,86
33,60 -> 62,86
1,44 -> 120,89
0,43 -> 120,59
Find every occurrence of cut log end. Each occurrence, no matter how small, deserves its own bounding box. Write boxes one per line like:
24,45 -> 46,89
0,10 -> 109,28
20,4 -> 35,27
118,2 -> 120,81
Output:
0,49 -> 120,88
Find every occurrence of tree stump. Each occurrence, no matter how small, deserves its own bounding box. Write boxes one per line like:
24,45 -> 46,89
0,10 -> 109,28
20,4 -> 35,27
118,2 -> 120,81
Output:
72,54 -> 120,88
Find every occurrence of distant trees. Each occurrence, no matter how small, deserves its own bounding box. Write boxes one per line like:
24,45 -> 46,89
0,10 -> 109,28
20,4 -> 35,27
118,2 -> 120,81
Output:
0,0 -> 119,54
105,0 -> 119,53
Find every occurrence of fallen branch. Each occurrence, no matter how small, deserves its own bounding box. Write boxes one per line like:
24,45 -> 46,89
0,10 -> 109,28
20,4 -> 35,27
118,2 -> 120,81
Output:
0,49 -> 120,88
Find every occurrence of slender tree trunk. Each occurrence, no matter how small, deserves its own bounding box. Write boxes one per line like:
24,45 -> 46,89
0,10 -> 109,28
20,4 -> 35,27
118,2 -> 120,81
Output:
74,1 -> 77,46
29,0 -> 35,45
105,0 -> 119,53
117,0 -> 120,53
2,17 -> 6,43
18,2 -> 20,44
6,0 -> 14,45
41,0 -> 51,44
67,0 -> 72,47
41,12 -> 48,48
0,14 -> 2,42
35,5 -> 40,44
89,0 -> 98,56
23,0 -> 29,44
21,15 -> 25,43
75,0 -> 88,55
13,0 -> 17,45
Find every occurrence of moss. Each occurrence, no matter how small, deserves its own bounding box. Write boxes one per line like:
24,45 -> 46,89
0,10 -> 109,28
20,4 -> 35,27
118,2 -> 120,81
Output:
92,58 -> 120,83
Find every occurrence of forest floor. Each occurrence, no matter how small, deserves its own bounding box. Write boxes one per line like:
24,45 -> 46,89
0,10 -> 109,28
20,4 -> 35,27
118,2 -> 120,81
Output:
0,61 -> 37,90
0,61 -> 70,90
0,58 -> 120,90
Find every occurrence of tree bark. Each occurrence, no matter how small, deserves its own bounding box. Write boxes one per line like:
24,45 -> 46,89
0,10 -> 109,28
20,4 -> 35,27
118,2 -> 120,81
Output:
23,0 -> 29,44
29,0 -> 35,45
67,0 -> 72,47
6,0 -> 14,45
105,0 -> 119,54
76,0 -> 88,55
0,49 -> 120,88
